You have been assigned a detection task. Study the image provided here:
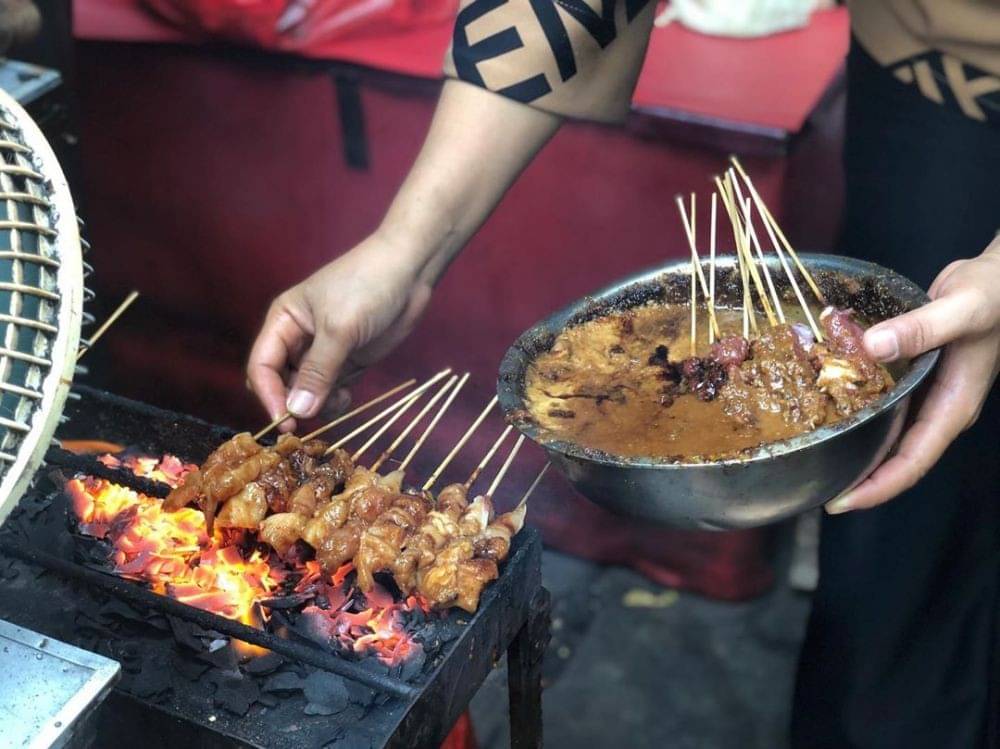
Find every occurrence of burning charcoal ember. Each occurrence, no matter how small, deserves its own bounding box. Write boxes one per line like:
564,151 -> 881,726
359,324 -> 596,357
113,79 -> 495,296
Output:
396,646 -> 427,683
211,671 -> 261,717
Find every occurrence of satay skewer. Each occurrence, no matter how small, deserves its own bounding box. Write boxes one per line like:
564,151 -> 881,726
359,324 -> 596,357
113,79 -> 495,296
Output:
729,155 -> 826,304
514,462 -> 550,511
300,378 -> 417,441
690,192 -> 697,356
465,425 -> 514,490
252,371 -> 374,440
709,193 -> 718,345
398,372 -> 470,471
76,290 -> 139,360
369,374 -> 459,471
485,434 -> 526,498
324,368 -> 451,455
675,195 -> 721,339
728,172 -> 785,324
422,396 -> 498,491
716,176 -> 756,336
349,369 -> 452,461
724,174 -> 776,327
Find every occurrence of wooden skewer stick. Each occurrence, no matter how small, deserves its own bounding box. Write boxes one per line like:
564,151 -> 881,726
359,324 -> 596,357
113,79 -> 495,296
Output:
709,192 -> 718,345
324,368 -> 451,454
399,372 -> 470,472
76,290 -> 139,360
729,173 -> 785,324
485,434 -> 526,499
301,378 -> 417,441
515,461 -> 550,509
370,374 -> 458,471
738,196 -> 760,335
737,177 -> 825,342
349,370 -> 451,462
736,195 -> 775,327
465,424 -> 513,490
422,396 -> 498,491
729,155 -> 825,304
724,172 -> 776,327
716,176 -> 757,336
690,198 -> 697,357
253,411 -> 292,441
675,195 -> 721,339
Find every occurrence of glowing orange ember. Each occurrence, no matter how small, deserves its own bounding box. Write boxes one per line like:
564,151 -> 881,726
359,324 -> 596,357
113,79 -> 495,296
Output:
96,452 -> 196,488
68,458 -> 430,666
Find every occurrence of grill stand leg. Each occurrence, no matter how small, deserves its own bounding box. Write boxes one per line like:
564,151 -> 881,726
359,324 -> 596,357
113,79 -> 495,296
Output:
507,587 -> 550,749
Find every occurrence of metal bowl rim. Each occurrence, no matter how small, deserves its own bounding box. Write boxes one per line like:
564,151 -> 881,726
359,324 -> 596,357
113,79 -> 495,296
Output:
497,253 -> 939,469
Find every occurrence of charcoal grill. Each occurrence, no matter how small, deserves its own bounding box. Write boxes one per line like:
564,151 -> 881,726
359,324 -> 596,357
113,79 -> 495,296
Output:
0,386 -> 549,747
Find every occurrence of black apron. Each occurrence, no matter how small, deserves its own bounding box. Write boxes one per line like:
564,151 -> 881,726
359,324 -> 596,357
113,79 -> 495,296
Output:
791,42 -> 1000,749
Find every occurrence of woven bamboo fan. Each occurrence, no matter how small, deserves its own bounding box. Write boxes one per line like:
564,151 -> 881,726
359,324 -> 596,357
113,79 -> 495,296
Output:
0,86 -> 84,523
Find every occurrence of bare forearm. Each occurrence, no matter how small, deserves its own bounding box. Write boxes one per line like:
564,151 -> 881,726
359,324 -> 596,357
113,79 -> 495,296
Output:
374,79 -> 562,284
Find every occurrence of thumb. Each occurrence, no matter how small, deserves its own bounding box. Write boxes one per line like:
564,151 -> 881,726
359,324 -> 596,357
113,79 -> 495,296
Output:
286,329 -> 351,419
864,289 -> 989,362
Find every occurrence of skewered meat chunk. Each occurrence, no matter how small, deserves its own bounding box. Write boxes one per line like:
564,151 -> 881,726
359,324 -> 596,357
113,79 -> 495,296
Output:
256,458 -> 298,514
391,484 -> 469,593
285,450 -> 351,516
474,503 -> 528,561
418,538 -> 499,613
355,493 -> 432,592
709,334 -> 750,367
721,325 -> 828,429
259,512 -> 308,555
215,481 -> 268,530
163,432 -> 262,510
306,482 -> 403,572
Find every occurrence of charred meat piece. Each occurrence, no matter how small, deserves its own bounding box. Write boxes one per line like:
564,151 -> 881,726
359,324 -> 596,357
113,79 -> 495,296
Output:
709,335 -> 750,367
392,484 -> 469,593
679,357 -> 729,402
259,512 -> 308,556
473,503 -> 528,562
215,482 -> 268,530
163,432 -> 261,510
354,493 -> 433,593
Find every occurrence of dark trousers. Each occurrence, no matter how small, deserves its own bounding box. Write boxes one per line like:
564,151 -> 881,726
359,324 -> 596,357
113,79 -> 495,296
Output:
790,43 -> 1000,748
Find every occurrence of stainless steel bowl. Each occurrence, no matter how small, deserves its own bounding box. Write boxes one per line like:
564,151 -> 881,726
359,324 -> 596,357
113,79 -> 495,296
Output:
497,253 -> 939,530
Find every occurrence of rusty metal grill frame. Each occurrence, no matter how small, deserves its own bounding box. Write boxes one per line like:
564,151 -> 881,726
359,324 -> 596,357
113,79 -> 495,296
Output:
0,87 -> 83,524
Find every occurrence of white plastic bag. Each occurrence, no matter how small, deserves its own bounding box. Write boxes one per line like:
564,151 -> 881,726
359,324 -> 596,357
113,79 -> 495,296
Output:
655,0 -> 828,37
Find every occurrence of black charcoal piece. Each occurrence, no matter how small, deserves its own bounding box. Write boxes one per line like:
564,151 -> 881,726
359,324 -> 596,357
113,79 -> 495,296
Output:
264,670 -> 306,694
302,671 -> 349,715
211,672 -> 260,717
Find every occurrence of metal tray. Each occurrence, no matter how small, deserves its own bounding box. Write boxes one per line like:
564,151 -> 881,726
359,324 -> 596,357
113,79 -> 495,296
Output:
0,619 -> 120,748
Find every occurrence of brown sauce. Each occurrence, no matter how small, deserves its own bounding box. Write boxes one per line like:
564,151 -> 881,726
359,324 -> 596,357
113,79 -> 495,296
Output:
523,302 -> 892,462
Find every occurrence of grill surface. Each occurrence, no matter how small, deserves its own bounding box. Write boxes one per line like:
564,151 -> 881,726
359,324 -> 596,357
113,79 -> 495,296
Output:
0,87 -> 83,523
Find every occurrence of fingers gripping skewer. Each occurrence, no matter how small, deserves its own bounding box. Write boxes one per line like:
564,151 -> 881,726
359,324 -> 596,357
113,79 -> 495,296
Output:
349,369 -> 452,462
299,378 -> 417,442
729,155 -> 826,304
485,434 -> 526,498
675,195 -> 721,339
422,396 -> 498,491
76,290 -> 139,361
398,372 -> 470,471
324,368 -> 451,455
465,424 -> 513,490
370,374 -> 459,471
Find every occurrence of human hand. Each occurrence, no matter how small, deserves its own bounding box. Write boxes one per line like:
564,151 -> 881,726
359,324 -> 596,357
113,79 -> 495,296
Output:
825,239 -> 1000,514
247,233 -> 433,433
